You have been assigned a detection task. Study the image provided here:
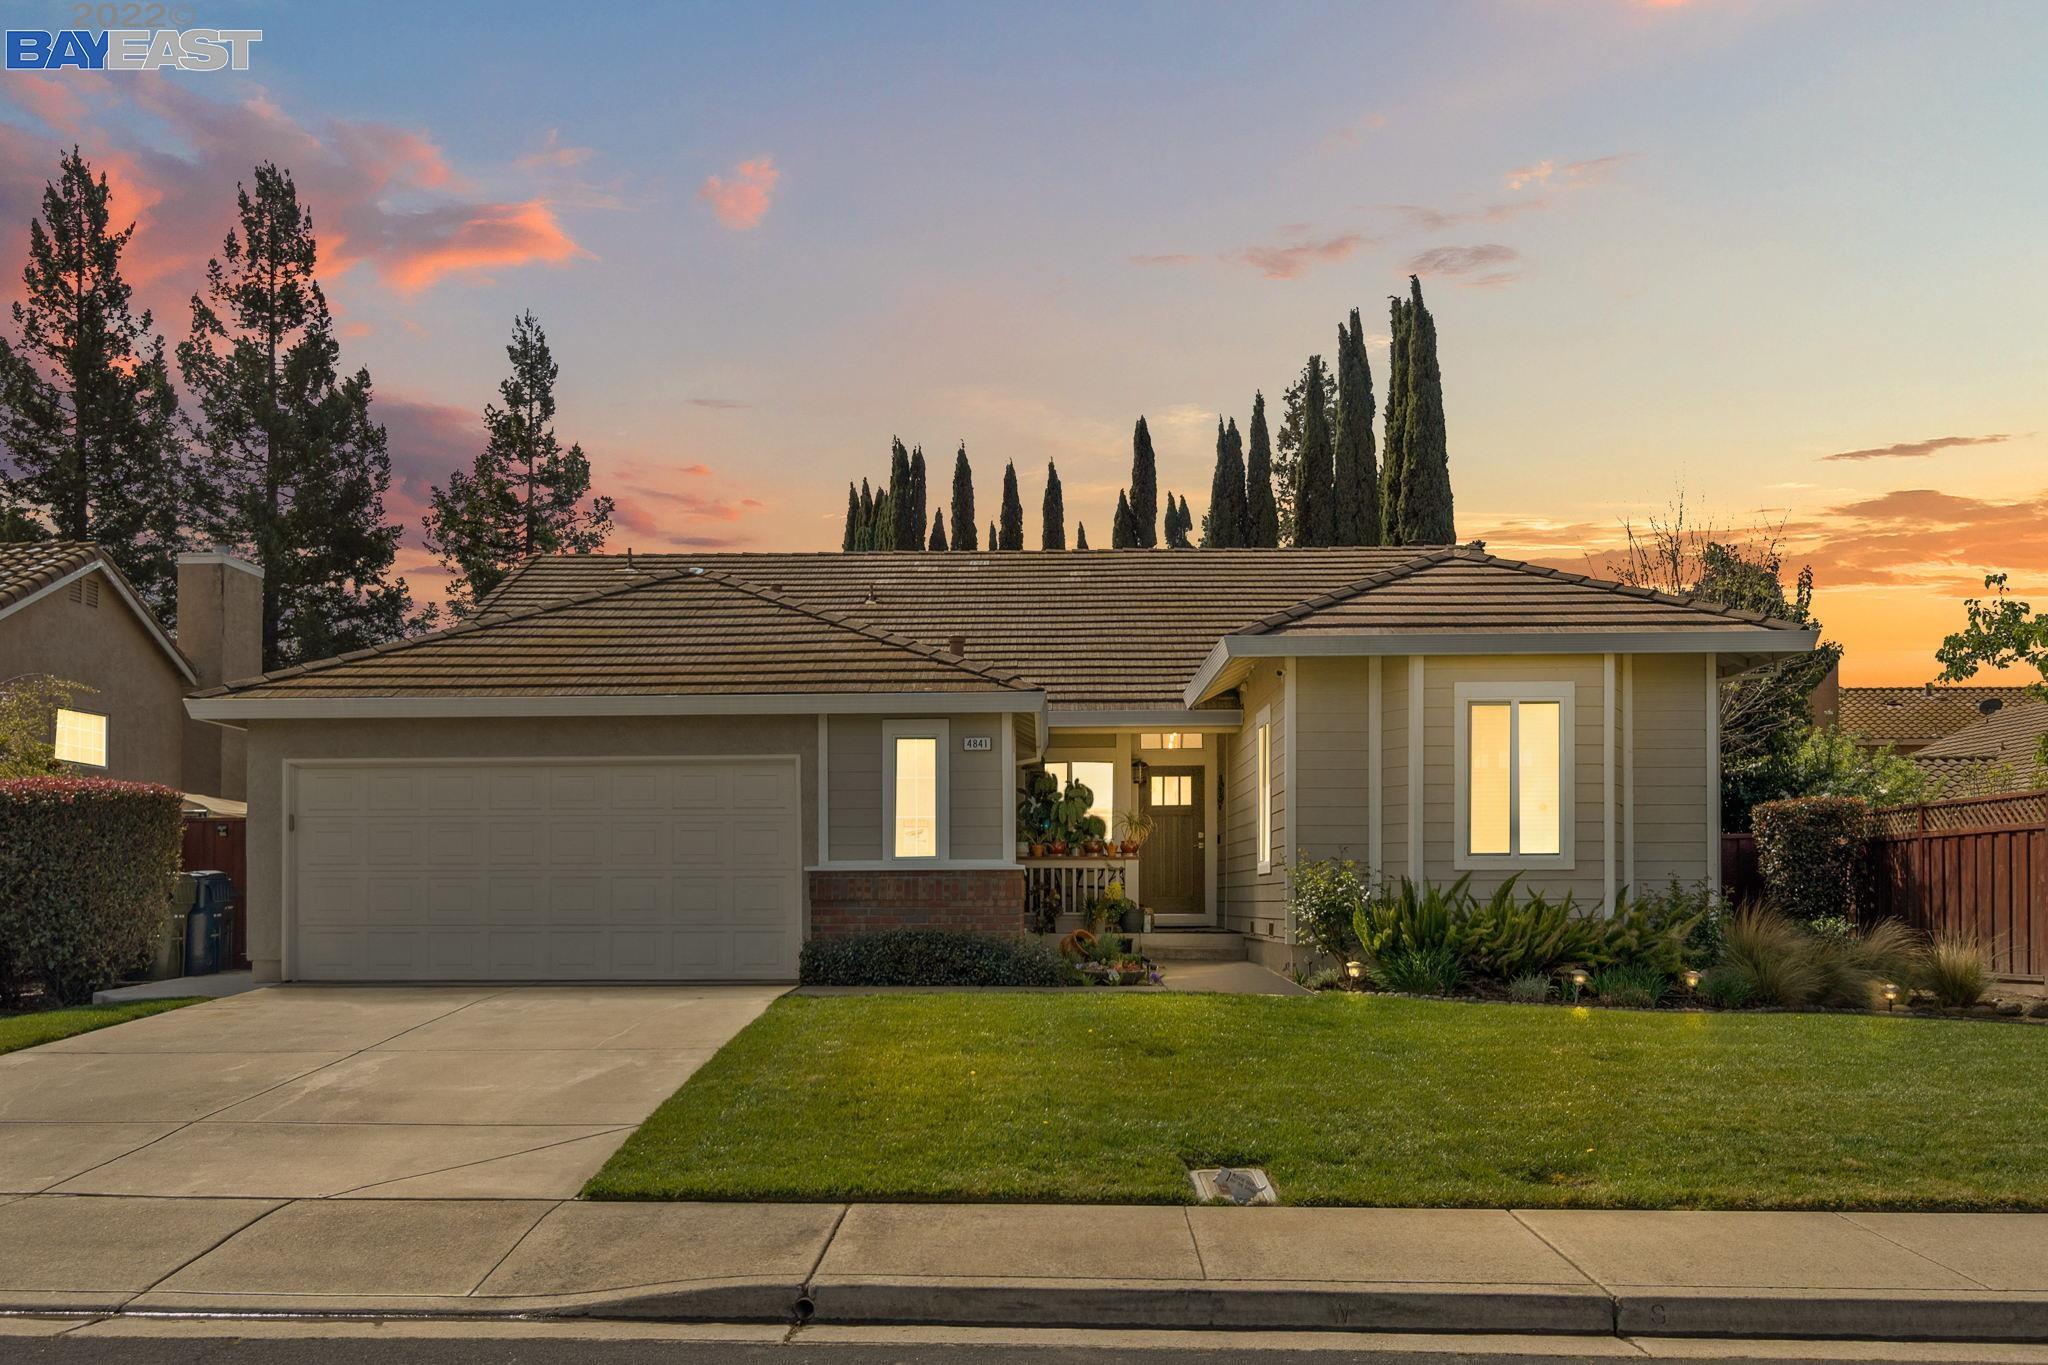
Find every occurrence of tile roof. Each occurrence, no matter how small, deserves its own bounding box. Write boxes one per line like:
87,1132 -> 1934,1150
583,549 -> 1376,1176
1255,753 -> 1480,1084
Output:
0,540 -> 100,613
1238,550 -> 1814,637
198,567 -> 1037,699
1915,697 -> 2048,762
1835,685 -> 2036,746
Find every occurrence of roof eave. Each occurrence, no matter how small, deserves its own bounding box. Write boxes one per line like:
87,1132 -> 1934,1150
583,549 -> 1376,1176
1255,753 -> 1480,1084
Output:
186,689 -> 1049,725
0,556 -> 198,686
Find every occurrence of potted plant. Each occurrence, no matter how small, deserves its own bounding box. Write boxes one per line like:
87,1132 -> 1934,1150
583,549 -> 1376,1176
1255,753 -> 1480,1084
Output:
1116,809 -> 1155,858
1018,770 -> 1059,858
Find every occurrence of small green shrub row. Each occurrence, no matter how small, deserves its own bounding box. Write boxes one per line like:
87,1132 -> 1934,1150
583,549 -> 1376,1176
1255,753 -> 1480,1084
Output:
1752,795 -> 1869,923
0,778 -> 184,1005
798,930 -> 1077,987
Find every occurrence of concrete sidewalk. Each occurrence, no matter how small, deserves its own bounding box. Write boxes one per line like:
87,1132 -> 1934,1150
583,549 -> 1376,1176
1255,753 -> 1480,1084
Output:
3,1197 -> 2047,1342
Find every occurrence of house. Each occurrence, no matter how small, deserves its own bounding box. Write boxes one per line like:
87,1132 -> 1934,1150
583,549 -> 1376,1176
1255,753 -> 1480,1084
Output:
1824,682 -> 2034,756
184,546 -> 1816,984
1909,698 -> 2048,797
1,541 -> 260,805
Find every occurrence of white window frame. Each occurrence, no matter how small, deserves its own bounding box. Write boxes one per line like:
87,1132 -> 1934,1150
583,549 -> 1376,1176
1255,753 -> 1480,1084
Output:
53,707 -> 107,768
882,719 -> 950,863
1255,706 -> 1274,874
1453,682 -> 1576,872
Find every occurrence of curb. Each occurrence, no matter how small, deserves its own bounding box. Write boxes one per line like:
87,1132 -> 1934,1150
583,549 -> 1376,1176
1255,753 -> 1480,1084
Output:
1615,1288 -> 2048,1342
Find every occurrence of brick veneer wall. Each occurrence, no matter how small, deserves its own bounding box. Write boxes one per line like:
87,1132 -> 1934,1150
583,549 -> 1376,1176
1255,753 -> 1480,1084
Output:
808,869 -> 1026,937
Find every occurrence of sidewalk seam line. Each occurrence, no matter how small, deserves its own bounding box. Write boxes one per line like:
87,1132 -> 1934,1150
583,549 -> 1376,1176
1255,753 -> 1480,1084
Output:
1508,1209 -> 1619,1335
325,1127 -> 632,1199
464,1199 -> 565,1297
133,1197 -> 292,1298
1832,1211 -> 1997,1292
801,1204 -> 851,1299
1183,1206 -> 1209,1280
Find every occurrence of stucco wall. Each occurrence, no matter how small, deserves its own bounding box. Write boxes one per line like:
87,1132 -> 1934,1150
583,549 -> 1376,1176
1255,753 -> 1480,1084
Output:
0,568 -> 187,789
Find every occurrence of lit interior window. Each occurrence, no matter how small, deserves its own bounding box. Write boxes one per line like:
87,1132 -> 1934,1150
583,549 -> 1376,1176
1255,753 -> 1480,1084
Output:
1138,732 -> 1202,750
1043,760 -> 1114,827
892,736 -> 938,858
1518,702 -> 1562,856
1466,699 -> 1563,858
1468,703 -> 1511,855
1256,721 -> 1272,867
1149,774 -> 1192,806
53,709 -> 106,768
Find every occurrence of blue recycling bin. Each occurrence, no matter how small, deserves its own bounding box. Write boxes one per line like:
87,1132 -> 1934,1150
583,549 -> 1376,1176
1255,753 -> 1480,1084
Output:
181,870 -> 234,976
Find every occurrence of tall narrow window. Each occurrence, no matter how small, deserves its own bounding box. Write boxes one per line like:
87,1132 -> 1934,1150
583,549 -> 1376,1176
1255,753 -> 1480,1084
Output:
884,721 -> 949,861
1256,708 -> 1273,873
53,709 -> 106,768
1455,685 -> 1574,868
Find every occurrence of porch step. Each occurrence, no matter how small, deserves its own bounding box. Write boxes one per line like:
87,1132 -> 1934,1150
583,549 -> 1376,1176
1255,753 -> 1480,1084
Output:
1133,931 -> 1246,962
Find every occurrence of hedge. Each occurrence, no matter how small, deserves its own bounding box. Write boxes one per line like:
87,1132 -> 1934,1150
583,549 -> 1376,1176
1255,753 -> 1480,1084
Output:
0,778 -> 185,1005
1752,795 -> 1870,924
799,930 -> 1077,987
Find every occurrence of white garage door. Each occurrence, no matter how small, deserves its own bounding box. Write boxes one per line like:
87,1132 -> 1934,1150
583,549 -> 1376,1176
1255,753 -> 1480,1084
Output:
289,759 -> 802,981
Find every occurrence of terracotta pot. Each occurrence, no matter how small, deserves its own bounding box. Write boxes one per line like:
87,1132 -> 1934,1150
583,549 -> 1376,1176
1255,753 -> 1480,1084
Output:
1051,840 -> 1068,856
1029,843 -> 1047,858
1120,839 -> 1139,856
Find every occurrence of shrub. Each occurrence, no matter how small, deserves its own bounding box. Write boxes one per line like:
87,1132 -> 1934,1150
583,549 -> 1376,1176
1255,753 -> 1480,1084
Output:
1752,796 -> 1870,924
1460,879 -> 1579,981
0,778 -> 184,1005
1922,932 -> 1992,1008
1807,917 -> 1923,1010
1368,944 -> 1463,995
1590,963 -> 1670,1008
1697,966 -> 1755,1010
799,930 -> 1077,987
1507,972 -> 1553,1003
1352,875 -> 1467,962
1286,857 -> 1367,964
1715,906 -> 1821,1008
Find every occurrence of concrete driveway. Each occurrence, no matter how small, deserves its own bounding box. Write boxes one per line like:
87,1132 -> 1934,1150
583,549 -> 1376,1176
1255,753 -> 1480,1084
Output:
0,984 -> 784,1200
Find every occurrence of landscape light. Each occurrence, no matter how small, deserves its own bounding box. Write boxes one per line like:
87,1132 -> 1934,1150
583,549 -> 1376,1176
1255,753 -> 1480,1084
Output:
1570,969 -> 1588,986
1683,969 -> 1700,991
1882,982 -> 1898,1011
1345,960 -> 1363,980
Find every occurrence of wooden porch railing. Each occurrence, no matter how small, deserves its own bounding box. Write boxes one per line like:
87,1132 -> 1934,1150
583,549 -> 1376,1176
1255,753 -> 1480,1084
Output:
1023,857 -> 1139,928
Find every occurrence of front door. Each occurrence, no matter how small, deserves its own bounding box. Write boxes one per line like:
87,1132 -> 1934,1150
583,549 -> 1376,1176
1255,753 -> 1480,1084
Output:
1140,767 -> 1205,920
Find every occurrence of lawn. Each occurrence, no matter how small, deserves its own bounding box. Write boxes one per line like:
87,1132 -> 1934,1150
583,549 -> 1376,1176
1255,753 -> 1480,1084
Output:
0,997 -> 202,1056
587,992 -> 2048,1210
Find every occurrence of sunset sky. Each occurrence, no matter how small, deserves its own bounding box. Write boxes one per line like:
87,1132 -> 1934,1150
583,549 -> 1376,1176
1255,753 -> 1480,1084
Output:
1,0 -> 2041,684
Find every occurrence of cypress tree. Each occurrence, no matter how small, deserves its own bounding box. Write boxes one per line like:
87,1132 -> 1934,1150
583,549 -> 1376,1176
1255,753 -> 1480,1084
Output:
1333,307 -> 1381,546
988,519 -> 997,551
180,163 -> 419,667
1225,420 -> 1248,545
857,479 -> 875,551
998,460 -> 1024,550
0,147 -> 185,616
1111,489 -> 1136,548
1202,416 -> 1245,548
909,444 -> 928,551
1076,522 -> 1089,550
841,483 -> 859,551
1128,416 -> 1158,548
950,443 -> 977,551
1245,391 -> 1279,548
887,438 -> 914,550
1165,493 -> 1192,548
1394,276 -> 1455,544
928,510 -> 947,551
424,310 -> 614,615
871,491 -> 893,553
1293,355 -> 1336,546
1041,459 -> 1065,550
1381,291 -> 1411,543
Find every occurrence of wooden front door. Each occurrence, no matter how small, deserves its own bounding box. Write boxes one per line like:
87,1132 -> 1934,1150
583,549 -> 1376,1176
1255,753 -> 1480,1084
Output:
1140,767 -> 1205,918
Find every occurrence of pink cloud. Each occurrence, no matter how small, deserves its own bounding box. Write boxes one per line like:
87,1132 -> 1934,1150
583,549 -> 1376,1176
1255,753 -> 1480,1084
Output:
1405,243 -> 1524,287
1229,232 -> 1370,281
1504,154 -> 1629,192
697,156 -> 779,230
378,199 -> 590,295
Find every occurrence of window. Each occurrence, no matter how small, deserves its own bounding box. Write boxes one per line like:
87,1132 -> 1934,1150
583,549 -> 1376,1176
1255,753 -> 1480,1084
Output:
53,708 -> 106,768
1138,731 -> 1203,750
883,721 -> 949,861
1255,707 -> 1273,873
1149,774 -> 1192,806
1042,760 -> 1115,828
1454,684 -> 1574,868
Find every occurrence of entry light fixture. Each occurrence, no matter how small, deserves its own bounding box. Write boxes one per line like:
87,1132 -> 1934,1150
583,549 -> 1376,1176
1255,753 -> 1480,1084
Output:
1131,756 -> 1149,787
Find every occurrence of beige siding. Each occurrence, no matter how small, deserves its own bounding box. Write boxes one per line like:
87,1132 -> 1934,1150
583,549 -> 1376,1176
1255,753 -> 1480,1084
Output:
242,714 -> 819,983
1221,661 -> 1287,940
827,713 -> 1009,861
1294,657 -> 1371,863
948,716 -> 1007,859
827,715 -> 883,860
1629,653 -> 1714,889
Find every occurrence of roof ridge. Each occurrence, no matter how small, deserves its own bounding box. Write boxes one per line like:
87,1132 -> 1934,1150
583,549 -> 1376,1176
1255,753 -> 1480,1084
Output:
1230,547 -> 1470,636
1443,545 -> 1813,631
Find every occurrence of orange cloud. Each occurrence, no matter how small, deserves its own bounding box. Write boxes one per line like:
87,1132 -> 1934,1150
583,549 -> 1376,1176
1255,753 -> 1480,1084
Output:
1505,154 -> 1629,192
1229,232 -> 1370,281
698,156 -> 779,230
379,199 -> 590,295
1822,433 -> 2014,462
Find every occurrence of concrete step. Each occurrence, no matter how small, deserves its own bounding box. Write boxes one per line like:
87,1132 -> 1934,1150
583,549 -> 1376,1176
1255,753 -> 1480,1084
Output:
1133,931 -> 1246,962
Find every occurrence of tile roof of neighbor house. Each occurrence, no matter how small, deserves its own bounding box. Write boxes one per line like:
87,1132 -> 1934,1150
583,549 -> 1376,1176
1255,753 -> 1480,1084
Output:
1835,685 -> 2037,747
192,567 -> 1036,699
0,540 -> 101,613
1910,699 -> 2048,797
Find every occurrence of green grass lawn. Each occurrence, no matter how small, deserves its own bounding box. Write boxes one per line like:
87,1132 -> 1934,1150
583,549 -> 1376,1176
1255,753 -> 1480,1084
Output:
587,992 -> 2048,1210
0,997 -> 202,1056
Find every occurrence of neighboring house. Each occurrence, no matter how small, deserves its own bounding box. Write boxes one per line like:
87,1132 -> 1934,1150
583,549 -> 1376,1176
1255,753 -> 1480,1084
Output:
1,541 -> 260,804
1909,698 -> 2048,797
1826,682 -> 2034,755
185,546 -> 1816,984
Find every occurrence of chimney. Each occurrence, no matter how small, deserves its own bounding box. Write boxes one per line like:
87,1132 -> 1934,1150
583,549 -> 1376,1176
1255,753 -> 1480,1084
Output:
946,633 -> 967,658
177,551 -> 264,801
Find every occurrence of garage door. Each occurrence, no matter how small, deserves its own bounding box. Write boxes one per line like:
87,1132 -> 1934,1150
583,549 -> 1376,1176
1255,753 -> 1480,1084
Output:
289,759 -> 802,981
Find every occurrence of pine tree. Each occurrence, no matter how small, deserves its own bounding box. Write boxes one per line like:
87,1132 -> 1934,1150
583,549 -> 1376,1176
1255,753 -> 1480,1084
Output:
1076,522 -> 1089,550
909,444 -> 928,552
424,311 -> 613,615
1382,289 -> 1411,543
1393,275 -> 1455,544
1111,489 -> 1135,548
1128,416 -> 1158,548
887,438 -> 914,550
1245,391 -> 1279,548
841,483 -> 859,551
1292,355 -> 1336,546
1274,361 -> 1336,545
180,164 -> 418,668
998,460 -> 1024,550
928,510 -> 947,551
1202,416 -> 1245,548
1333,307 -> 1380,546
0,147 -> 184,615
950,443 -> 977,551
1041,459 -> 1065,550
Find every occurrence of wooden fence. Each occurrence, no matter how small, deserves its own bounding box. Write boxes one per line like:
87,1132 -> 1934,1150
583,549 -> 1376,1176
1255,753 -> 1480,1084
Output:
1722,790 -> 2048,983
182,813 -> 248,970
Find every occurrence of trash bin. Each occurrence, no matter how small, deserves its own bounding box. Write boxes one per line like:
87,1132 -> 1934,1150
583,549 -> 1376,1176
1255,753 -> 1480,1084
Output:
181,870 -> 234,976
153,875 -> 193,981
